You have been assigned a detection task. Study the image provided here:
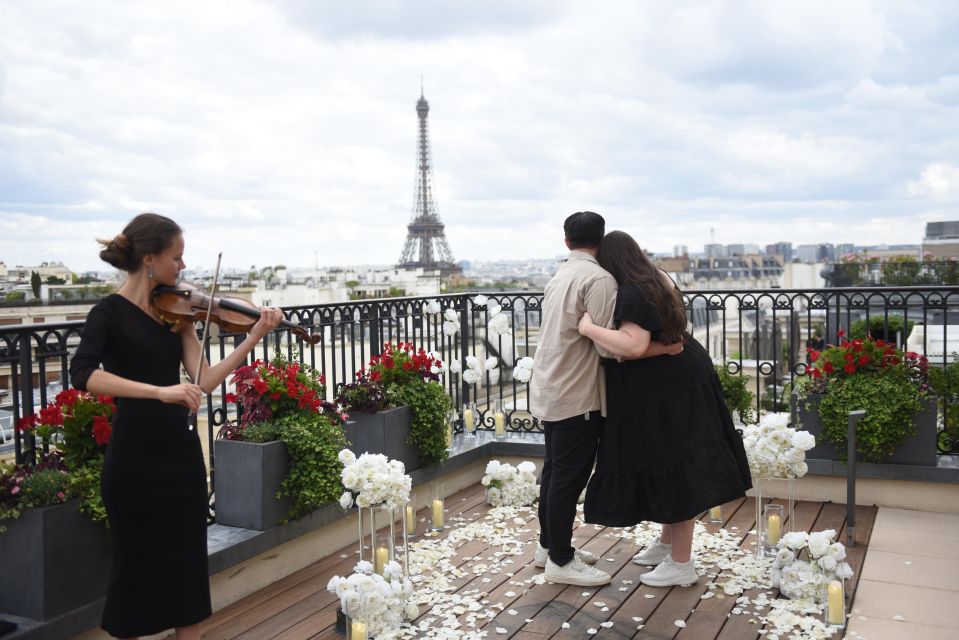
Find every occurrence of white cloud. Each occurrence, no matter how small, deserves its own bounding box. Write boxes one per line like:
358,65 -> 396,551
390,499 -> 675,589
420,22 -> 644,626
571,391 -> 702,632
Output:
908,164 -> 959,197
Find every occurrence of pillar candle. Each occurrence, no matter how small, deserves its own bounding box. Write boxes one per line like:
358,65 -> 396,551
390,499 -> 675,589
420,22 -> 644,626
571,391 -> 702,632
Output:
405,504 -> 416,536
826,580 -> 844,625
494,411 -> 506,436
767,513 -> 781,546
350,619 -> 368,640
464,408 -> 475,432
431,498 -> 444,528
374,546 -> 389,575
709,506 -> 722,521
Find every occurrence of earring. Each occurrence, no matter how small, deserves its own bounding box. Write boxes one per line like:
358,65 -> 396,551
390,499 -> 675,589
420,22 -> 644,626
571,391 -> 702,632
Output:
148,267 -> 154,280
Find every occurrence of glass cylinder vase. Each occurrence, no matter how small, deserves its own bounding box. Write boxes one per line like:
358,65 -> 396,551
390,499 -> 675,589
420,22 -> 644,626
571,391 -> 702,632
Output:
753,479 -> 764,557
492,398 -> 507,440
367,505 -> 395,575
821,577 -> 847,629
763,503 -> 784,554
786,477 -> 797,533
430,482 -> 445,531
463,402 -> 477,438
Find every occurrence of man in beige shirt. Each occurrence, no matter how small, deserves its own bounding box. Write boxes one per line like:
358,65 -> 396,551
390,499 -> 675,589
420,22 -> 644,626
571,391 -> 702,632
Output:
530,211 -> 680,587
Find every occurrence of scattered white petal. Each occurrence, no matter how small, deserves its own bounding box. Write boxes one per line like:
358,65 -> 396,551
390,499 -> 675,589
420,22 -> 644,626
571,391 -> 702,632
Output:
644,593 -> 656,599
587,629 -> 597,635
632,617 -> 643,622
495,627 -> 507,634
561,621 -> 570,629
893,614 -> 906,621
600,621 -> 614,628
675,620 -> 687,628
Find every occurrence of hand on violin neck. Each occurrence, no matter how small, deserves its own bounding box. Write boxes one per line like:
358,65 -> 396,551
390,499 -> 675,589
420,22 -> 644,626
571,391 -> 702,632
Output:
250,306 -> 283,340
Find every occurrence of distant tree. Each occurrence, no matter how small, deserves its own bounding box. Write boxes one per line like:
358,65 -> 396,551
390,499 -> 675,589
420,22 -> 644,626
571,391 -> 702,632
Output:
30,271 -> 41,298
45,275 -> 66,285
345,280 -> 360,289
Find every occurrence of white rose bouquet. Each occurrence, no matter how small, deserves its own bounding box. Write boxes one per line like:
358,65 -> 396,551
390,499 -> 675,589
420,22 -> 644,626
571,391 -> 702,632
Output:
481,460 -> 538,507
327,560 -> 416,636
771,529 -> 854,601
741,412 -> 816,480
338,450 -> 412,509
458,353 -> 498,385
486,302 -> 512,337
512,357 -> 534,383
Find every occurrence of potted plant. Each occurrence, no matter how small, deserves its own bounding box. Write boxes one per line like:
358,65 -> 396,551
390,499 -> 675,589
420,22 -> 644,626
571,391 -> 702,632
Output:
338,342 -> 452,471
1,390 -> 113,620
927,354 -> 959,453
794,331 -> 936,465
715,364 -> 757,426
215,355 -> 347,530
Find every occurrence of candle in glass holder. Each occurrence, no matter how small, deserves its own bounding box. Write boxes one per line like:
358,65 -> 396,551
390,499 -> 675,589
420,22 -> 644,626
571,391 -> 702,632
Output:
494,411 -> 506,437
463,407 -> 475,433
826,580 -> 845,625
405,503 -> 416,536
431,498 -> 445,529
350,619 -> 368,640
374,545 -> 389,575
767,513 -> 782,546
709,506 -> 722,521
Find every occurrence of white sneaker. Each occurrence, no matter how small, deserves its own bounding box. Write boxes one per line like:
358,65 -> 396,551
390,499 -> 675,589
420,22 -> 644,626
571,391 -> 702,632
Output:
632,541 -> 672,566
544,556 -> 612,587
639,556 -> 698,587
534,543 -> 598,568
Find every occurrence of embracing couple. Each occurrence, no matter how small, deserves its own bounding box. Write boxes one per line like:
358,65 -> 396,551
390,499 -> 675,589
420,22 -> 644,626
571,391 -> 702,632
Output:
529,211 -> 752,588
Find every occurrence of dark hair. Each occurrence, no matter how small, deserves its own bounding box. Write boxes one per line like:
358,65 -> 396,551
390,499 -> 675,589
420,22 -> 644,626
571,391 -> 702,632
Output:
564,211 -> 605,249
97,213 -> 182,273
598,230 -> 687,344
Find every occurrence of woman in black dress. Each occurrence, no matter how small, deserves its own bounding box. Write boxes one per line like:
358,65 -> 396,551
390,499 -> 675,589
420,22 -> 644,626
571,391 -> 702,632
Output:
69,213 -> 282,639
577,230 -> 751,588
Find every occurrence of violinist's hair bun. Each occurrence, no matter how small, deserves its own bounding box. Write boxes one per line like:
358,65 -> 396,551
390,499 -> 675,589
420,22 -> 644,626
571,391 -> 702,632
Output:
97,213 -> 182,273
98,233 -> 135,271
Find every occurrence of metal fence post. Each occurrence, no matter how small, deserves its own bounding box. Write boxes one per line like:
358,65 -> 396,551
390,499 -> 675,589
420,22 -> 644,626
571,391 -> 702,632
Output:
459,295 -> 471,409
17,331 -> 35,466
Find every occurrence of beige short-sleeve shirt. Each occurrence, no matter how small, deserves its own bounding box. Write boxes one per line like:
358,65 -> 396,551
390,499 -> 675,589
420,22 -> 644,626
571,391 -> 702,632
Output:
529,251 -> 617,422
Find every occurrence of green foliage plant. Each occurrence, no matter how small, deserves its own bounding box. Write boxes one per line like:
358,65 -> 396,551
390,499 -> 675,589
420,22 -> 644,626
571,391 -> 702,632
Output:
221,354 -> 348,521
849,315 -> 915,343
344,342 -> 453,467
927,353 -> 959,451
714,365 -> 756,425
800,331 -> 931,462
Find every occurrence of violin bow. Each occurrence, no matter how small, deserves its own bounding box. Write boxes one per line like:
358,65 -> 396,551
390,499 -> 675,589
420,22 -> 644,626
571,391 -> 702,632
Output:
189,252 -> 223,431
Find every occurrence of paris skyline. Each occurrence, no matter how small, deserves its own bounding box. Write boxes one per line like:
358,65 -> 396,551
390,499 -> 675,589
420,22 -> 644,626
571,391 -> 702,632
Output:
1,1 -> 958,273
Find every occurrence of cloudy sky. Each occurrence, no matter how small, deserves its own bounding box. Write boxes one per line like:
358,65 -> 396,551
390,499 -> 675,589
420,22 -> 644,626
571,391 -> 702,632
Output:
1,0 -> 958,272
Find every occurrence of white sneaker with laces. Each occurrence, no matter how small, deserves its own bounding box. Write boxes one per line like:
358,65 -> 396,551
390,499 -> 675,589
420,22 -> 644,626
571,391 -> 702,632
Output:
544,556 -> 612,587
632,541 -> 672,566
639,556 -> 698,587
534,543 -> 597,568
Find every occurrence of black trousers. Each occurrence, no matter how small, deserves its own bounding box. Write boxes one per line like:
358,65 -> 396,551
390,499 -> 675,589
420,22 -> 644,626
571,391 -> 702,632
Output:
538,411 -> 603,566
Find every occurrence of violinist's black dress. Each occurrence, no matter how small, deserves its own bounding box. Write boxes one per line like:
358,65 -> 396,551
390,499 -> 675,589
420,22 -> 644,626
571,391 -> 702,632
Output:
584,282 -> 752,526
70,294 -> 211,637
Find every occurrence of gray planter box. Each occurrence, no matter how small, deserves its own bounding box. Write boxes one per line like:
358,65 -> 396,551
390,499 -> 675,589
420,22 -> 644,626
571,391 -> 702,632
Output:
792,392 -> 939,466
0,500 -> 110,620
343,406 -> 419,472
214,439 -> 292,530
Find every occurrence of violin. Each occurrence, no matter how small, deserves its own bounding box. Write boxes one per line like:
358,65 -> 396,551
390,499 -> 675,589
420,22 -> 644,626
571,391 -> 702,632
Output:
152,283 -> 321,345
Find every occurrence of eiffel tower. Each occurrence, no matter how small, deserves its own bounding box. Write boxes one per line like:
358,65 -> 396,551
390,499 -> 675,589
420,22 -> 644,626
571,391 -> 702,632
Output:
397,87 -> 461,278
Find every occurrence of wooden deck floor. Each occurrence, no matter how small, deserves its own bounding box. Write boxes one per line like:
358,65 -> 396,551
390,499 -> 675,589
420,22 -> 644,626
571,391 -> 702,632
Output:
189,483 -> 876,640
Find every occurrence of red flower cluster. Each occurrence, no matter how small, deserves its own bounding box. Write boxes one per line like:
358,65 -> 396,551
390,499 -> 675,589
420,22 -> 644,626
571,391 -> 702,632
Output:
805,329 -> 929,391
359,342 -> 443,386
226,355 -> 336,426
17,389 -> 115,467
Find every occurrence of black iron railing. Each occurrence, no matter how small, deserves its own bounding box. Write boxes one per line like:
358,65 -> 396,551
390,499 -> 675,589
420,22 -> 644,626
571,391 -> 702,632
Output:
3,286 -> 958,468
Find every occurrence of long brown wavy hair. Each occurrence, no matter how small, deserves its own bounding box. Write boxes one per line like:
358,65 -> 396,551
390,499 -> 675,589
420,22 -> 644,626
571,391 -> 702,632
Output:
598,230 -> 686,343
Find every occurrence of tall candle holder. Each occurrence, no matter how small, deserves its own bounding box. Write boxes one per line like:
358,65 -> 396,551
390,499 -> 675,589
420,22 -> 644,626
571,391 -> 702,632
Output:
369,505 -> 395,575
445,409 -> 456,453
463,402 -> 477,438
763,503 -> 784,553
430,482 -> 445,531
492,398 -> 507,440
347,616 -> 368,640
821,577 -> 847,629
753,480 -> 764,557
786,478 -> 797,532
404,493 -> 417,540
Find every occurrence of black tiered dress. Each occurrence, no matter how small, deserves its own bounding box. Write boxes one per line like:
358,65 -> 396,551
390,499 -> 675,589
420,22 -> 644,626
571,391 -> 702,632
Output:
584,282 -> 752,526
70,294 -> 211,637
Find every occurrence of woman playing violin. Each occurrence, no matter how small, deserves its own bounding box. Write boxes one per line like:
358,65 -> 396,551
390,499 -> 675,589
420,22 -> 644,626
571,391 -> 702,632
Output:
69,213 -> 283,640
